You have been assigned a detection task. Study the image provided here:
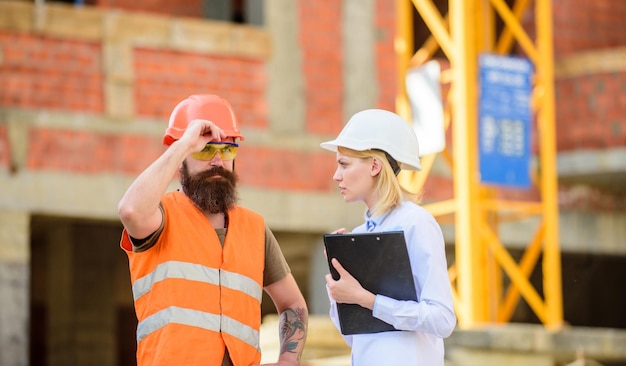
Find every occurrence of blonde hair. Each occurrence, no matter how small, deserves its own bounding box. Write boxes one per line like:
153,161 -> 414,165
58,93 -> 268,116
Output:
337,146 -> 421,217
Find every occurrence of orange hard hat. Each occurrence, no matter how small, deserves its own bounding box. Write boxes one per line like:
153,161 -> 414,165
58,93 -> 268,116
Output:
162,94 -> 245,146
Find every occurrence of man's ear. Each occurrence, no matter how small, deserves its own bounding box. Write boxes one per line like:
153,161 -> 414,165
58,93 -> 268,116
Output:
177,160 -> 186,178
370,157 -> 383,177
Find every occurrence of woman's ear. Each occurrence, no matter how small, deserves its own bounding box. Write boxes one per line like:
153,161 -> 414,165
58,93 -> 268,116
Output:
370,157 -> 383,177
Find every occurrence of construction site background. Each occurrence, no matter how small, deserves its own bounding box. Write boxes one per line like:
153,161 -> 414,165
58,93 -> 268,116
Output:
0,0 -> 625,365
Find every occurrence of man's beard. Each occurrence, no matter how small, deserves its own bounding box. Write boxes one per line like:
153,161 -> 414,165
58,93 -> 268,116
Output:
180,162 -> 239,214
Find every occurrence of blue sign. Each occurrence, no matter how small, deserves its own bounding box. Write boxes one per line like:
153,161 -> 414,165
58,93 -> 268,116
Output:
478,54 -> 533,188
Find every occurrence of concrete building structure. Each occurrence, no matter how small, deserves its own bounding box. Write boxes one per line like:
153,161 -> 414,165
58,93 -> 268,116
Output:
0,0 -> 625,365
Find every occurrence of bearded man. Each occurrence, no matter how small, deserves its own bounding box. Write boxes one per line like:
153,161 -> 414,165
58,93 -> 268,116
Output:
117,94 -> 308,366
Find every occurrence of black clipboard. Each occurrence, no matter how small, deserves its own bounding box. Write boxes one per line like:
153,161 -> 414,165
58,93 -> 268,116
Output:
323,231 -> 417,335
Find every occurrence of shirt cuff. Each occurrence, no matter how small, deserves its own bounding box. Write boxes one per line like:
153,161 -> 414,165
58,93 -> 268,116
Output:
372,294 -> 394,319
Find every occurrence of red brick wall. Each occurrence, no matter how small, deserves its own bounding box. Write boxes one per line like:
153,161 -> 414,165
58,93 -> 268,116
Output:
516,0 -> 626,154
0,33 -> 103,112
27,129 -> 164,175
296,0 -> 398,131
237,147 -> 335,191
0,1 -> 403,193
556,71 -> 626,150
552,0 -> 626,57
375,0 -> 398,111
133,48 -> 268,129
515,1 -> 626,154
15,124 -> 337,192
299,1 -> 344,135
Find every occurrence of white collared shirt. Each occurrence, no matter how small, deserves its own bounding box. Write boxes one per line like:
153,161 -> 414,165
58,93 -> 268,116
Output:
328,201 -> 457,366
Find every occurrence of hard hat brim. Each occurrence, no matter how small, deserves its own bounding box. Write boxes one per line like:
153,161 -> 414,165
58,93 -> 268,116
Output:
163,94 -> 245,146
320,139 -> 422,171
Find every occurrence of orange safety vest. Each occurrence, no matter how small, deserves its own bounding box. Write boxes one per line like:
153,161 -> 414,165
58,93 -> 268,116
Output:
120,191 -> 265,366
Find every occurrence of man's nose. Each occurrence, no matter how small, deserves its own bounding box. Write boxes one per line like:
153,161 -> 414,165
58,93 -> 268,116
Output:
209,153 -> 224,167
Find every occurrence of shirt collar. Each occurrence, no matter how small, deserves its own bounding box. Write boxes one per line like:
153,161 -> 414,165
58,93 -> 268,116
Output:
364,210 -> 391,232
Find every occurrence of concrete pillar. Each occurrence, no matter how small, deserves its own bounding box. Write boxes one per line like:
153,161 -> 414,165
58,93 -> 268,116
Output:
0,211 -> 30,366
342,0 -> 377,119
308,240 -> 331,315
265,0 -> 305,133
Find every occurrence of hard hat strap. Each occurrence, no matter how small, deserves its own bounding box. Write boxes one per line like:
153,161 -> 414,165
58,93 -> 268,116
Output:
375,149 -> 401,176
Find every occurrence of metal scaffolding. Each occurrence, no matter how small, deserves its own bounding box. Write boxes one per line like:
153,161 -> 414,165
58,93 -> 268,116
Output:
395,0 -> 563,329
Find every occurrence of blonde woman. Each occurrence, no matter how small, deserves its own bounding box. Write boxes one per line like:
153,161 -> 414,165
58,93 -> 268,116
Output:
321,109 -> 456,366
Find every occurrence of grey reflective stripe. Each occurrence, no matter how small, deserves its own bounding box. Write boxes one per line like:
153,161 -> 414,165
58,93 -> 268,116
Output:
220,270 -> 263,301
132,261 -> 220,301
136,308 -> 261,350
132,262 -> 263,302
222,315 -> 261,350
133,262 -> 263,349
136,306 -> 220,343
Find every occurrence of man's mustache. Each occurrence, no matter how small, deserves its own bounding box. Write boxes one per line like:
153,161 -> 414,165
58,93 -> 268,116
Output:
195,167 -> 236,182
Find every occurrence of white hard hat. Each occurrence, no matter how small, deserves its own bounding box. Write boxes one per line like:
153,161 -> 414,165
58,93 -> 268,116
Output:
320,109 -> 422,171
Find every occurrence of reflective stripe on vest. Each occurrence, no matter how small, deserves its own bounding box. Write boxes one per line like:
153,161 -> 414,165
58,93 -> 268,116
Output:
132,261 -> 219,300
137,306 -> 220,342
132,261 -> 262,302
132,261 -> 263,346
136,306 -> 260,349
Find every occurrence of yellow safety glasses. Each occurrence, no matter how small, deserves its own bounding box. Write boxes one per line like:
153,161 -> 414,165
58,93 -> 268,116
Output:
190,142 -> 239,161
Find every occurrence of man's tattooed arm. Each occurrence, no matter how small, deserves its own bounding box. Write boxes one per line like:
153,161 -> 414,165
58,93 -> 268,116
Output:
262,273 -> 308,365
278,306 -> 308,363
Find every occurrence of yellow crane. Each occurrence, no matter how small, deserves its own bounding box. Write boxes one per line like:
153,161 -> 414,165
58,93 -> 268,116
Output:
395,0 -> 563,329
